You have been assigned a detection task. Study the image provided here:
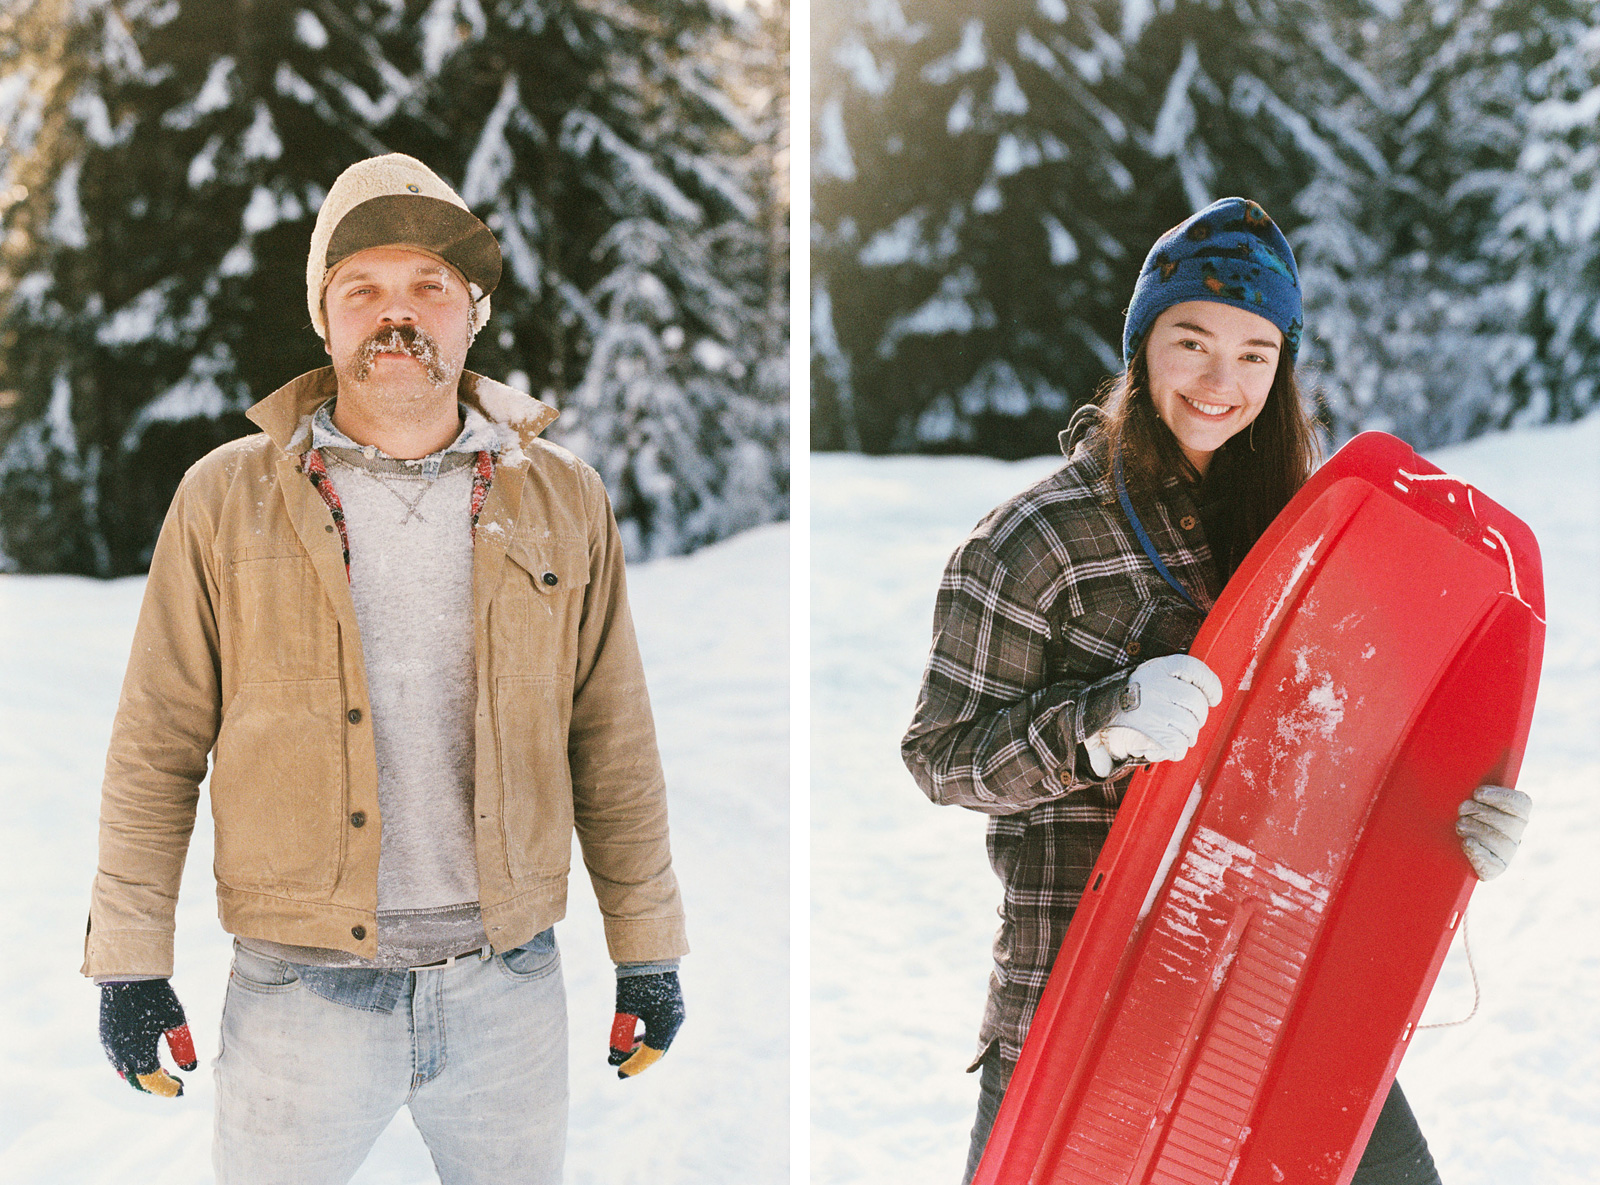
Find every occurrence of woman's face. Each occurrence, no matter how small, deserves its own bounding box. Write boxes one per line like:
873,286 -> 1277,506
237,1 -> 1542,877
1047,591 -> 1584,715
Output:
1144,300 -> 1283,477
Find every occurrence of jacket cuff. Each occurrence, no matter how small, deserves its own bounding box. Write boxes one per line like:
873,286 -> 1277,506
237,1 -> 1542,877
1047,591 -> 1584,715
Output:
1080,672 -> 1132,738
1021,681 -> 1088,794
81,927 -> 175,980
602,915 -> 689,964
1054,671 -> 1142,790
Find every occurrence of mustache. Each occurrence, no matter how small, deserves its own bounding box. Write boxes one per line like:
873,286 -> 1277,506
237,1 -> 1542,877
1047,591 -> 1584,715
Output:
352,325 -> 451,387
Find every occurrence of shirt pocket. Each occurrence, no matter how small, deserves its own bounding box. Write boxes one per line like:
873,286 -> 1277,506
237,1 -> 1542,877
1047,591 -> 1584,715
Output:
1052,595 -> 1151,679
1052,578 -> 1205,680
1135,585 -> 1206,659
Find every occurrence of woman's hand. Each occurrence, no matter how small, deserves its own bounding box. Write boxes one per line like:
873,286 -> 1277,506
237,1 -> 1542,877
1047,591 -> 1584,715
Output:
1456,784 -> 1532,880
1085,654 -> 1223,777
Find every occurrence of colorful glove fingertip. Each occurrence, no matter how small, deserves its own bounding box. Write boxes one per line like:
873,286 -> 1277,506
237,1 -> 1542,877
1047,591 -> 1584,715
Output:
99,979 -> 198,1098
608,971 -> 684,1079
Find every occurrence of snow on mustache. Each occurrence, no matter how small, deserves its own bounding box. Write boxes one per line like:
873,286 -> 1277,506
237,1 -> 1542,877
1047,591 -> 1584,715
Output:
353,324 -> 452,387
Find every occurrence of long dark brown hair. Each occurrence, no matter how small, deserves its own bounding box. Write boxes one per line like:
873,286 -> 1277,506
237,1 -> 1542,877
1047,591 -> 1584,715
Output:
1093,345 -> 1322,579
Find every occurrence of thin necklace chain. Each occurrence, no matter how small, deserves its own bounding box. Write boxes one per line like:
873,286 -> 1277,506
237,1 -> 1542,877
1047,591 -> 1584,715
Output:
327,452 -> 437,524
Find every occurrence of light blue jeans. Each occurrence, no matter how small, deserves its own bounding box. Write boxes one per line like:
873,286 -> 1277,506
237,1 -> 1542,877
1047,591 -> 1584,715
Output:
213,930 -> 567,1184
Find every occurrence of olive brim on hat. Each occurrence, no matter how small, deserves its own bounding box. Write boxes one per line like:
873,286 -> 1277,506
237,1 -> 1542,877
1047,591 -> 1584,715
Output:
326,194 -> 503,297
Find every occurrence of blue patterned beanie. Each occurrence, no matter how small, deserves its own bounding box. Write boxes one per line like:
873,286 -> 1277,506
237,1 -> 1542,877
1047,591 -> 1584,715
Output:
1121,197 -> 1302,365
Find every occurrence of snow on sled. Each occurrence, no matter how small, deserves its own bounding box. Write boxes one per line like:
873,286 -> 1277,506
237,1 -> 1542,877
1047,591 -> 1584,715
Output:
974,431 -> 1545,1185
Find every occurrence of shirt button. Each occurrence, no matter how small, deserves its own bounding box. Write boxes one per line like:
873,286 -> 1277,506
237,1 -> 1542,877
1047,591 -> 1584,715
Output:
347,708 -> 363,724
1058,769 -> 1073,786
350,811 -> 366,828
351,925 -> 367,940
542,572 -> 559,586
1180,515 -> 1197,530
1126,641 -> 1141,657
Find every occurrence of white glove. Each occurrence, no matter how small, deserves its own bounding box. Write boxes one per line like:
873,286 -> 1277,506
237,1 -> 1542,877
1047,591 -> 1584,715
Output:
1084,654 -> 1224,778
1456,784 -> 1531,880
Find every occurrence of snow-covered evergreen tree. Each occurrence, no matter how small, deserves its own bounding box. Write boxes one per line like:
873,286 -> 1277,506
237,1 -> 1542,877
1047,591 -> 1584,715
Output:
0,0 -> 418,573
815,0 -> 1600,458
1482,1 -> 1600,428
1294,0 -> 1528,447
814,0 -> 1126,453
812,0 -> 1379,456
405,0 -> 784,559
1292,0 -> 1600,447
0,0 -> 786,572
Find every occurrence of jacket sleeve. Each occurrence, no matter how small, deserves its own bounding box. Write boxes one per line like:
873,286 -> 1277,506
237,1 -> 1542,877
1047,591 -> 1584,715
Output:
902,535 -> 1135,815
566,471 -> 688,964
82,472 -> 223,978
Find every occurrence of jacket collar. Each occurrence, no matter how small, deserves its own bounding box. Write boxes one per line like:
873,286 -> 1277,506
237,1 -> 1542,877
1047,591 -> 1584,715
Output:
245,366 -> 560,456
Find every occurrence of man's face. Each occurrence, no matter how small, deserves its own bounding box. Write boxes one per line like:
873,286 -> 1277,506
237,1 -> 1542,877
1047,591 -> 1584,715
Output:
323,245 -> 473,403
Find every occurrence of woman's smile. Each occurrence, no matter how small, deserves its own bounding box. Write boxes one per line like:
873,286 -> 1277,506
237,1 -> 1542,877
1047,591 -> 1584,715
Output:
1177,392 -> 1236,419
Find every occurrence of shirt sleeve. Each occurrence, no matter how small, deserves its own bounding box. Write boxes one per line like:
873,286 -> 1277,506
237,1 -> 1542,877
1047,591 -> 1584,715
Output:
901,535 -> 1135,815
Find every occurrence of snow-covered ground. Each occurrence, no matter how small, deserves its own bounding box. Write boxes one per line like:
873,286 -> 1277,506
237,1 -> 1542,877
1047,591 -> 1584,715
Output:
812,418 -> 1600,1184
0,522 -> 787,1184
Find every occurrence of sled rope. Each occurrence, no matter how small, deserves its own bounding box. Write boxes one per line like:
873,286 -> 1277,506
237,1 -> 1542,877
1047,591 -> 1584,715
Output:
1417,907 -> 1480,1030
1482,524 -> 1520,600
1395,469 -> 1539,620
1395,467 -> 1479,520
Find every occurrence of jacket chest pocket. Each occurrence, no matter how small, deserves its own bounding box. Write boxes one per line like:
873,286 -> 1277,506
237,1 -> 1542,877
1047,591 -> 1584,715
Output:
489,535 -> 592,678
226,548 -> 340,681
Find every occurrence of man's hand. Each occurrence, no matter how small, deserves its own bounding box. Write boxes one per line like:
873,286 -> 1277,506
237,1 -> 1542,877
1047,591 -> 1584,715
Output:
99,979 -> 197,1097
1456,784 -> 1532,880
1085,654 -> 1225,777
608,971 -> 684,1079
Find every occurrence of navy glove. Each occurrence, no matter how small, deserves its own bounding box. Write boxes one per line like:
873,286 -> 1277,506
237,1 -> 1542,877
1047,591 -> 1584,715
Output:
99,979 -> 197,1097
608,971 -> 684,1078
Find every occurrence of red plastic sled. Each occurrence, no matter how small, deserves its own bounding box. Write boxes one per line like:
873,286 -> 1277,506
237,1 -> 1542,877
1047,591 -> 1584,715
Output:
974,431 -> 1545,1185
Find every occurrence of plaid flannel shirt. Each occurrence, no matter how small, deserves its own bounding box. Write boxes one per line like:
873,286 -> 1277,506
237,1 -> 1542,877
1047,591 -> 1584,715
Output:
902,432 -> 1223,1067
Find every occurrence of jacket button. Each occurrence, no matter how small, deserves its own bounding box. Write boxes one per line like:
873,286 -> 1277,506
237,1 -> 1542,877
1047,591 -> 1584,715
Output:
1180,515 -> 1197,530
541,572 -> 559,586
350,811 -> 366,827
1058,768 -> 1073,786
351,925 -> 366,940
1126,641 -> 1141,656
347,708 -> 363,724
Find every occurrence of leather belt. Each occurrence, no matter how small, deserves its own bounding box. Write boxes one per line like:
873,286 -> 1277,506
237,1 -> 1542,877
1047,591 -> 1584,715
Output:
408,945 -> 492,972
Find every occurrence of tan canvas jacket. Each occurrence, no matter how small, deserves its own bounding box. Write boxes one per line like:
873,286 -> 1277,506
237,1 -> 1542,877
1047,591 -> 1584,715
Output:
82,367 -> 688,978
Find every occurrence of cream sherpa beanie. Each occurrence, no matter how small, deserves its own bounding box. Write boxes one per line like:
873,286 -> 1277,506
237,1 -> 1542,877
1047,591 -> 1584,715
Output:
306,153 -> 501,340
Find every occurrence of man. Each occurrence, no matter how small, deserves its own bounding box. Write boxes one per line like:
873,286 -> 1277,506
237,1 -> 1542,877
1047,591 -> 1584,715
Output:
83,153 -> 687,1183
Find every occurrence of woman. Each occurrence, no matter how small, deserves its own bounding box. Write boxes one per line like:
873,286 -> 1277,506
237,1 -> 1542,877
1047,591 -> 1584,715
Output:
900,197 -> 1531,1185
